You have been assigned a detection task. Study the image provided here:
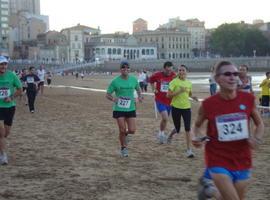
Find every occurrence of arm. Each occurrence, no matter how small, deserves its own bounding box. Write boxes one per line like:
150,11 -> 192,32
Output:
106,93 -> 117,103
136,87 -> 143,102
167,87 -> 185,98
191,105 -> 207,148
248,103 -> 265,149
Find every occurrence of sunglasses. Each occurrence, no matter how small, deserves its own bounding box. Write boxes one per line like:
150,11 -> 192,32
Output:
219,71 -> 239,77
121,65 -> 130,69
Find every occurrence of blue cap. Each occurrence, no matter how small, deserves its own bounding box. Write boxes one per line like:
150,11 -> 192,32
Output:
120,61 -> 129,67
0,56 -> 8,64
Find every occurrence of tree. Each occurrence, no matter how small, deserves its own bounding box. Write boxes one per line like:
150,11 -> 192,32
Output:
209,23 -> 270,57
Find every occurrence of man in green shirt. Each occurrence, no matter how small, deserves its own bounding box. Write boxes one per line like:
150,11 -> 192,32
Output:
106,61 -> 142,157
0,56 -> 22,165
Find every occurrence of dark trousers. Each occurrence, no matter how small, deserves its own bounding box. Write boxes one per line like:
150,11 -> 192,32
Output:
26,90 -> 37,111
171,107 -> 191,133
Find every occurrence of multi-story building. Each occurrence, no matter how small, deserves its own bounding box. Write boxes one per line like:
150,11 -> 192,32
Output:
134,28 -> 191,59
9,0 -> 40,15
36,31 -> 69,63
0,0 -> 9,55
85,32 -> 157,62
61,24 -> 100,63
159,17 -> 206,57
133,18 -> 148,33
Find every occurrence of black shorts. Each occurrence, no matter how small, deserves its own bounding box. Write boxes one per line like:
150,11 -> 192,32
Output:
23,87 -> 27,92
261,95 -> 270,107
38,81 -> 44,87
113,111 -> 136,118
0,106 -> 16,126
47,79 -> 51,85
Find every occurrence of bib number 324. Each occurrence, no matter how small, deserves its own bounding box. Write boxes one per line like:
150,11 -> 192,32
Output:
216,113 -> 249,142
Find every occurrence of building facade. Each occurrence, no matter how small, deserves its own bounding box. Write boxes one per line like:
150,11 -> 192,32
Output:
61,24 -> 100,63
9,0 -> 40,15
0,0 -> 9,55
134,29 -> 191,59
159,17 -> 206,57
133,18 -> 148,33
85,32 -> 157,62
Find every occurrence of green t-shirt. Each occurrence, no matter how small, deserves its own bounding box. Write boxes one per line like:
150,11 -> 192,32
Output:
107,75 -> 139,112
169,77 -> 192,109
0,70 -> 22,108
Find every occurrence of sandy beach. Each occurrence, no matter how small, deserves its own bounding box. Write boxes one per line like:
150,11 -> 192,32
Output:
0,74 -> 269,200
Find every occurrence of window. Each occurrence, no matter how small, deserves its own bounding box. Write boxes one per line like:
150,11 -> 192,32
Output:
1,10 -> 8,15
1,4 -> 8,8
151,49 -> 154,55
112,48 -> 116,55
74,35 -> 78,41
142,49 -> 145,55
146,49 -> 149,55
1,17 -> 8,21
108,48 -> 111,54
117,48 -> 121,55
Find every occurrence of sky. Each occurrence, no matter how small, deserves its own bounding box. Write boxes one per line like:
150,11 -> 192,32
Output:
41,0 -> 270,34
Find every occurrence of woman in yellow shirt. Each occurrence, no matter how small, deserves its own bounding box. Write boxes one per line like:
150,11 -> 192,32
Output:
167,65 -> 198,158
259,72 -> 270,107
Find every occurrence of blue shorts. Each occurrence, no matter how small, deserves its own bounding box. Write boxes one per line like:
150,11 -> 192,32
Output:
204,167 -> 251,183
156,101 -> 171,114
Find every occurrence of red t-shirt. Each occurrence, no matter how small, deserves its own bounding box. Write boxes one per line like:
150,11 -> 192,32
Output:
149,71 -> 176,105
202,91 -> 255,170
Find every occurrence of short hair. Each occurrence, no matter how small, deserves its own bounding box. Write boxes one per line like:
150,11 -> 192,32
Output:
239,64 -> 249,71
214,60 -> 233,76
120,61 -> 129,68
29,66 -> 35,71
266,72 -> 270,76
163,61 -> 173,68
180,64 -> 188,71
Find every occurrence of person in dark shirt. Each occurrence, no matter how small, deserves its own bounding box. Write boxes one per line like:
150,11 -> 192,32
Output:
22,66 -> 40,113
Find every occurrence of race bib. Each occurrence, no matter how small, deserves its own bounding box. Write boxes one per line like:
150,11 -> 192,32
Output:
216,113 -> 249,142
117,97 -> 131,109
0,88 -> 11,99
160,82 -> 169,92
27,77 -> 34,83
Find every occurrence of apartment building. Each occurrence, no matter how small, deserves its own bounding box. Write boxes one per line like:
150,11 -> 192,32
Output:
0,0 -> 9,55
9,0 -> 40,15
133,18 -> 148,33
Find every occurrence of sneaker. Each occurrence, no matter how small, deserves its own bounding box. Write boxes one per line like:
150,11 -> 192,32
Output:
157,134 -> 167,144
120,147 -> 128,157
167,136 -> 172,144
125,134 -> 131,145
198,177 -> 217,200
30,110 -> 34,113
0,153 -> 8,165
186,149 -> 195,158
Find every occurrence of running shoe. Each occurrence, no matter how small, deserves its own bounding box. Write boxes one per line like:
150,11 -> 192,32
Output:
167,136 -> 172,144
197,177 -> 217,200
0,153 -> 8,165
186,149 -> 195,158
120,147 -> 128,157
157,134 -> 167,144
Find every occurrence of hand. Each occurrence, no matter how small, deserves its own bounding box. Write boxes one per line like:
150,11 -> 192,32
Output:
112,97 -> 118,103
3,96 -> 13,102
138,96 -> 143,103
192,136 -> 210,148
248,137 -> 262,149
192,96 -> 199,102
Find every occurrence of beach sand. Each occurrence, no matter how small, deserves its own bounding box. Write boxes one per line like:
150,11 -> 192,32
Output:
0,74 -> 269,200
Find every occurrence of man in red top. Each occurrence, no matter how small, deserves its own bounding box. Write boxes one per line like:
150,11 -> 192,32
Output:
149,61 -> 176,144
192,61 -> 264,199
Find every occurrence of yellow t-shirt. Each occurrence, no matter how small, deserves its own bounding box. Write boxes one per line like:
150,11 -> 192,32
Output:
169,77 -> 192,109
259,78 -> 270,96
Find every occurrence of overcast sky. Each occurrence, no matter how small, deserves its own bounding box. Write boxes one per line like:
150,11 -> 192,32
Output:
40,0 -> 269,33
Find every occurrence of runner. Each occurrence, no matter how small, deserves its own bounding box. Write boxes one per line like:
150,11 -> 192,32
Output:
106,61 -> 143,157
19,68 -> 28,104
37,65 -> 46,95
192,60 -> 264,199
167,64 -> 198,157
46,71 -> 52,88
238,64 -> 253,93
259,71 -> 270,115
149,61 -> 176,144
22,66 -> 40,113
0,56 -> 22,165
